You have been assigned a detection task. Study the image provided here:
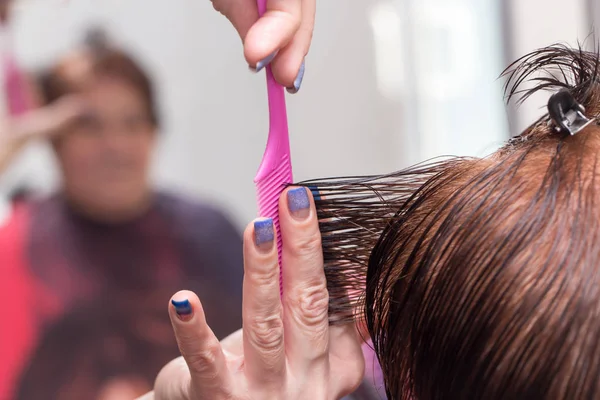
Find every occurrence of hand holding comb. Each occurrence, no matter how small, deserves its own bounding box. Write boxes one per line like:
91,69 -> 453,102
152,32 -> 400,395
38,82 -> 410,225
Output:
252,0 -> 429,325
253,0 -> 294,293
251,1 -> 415,323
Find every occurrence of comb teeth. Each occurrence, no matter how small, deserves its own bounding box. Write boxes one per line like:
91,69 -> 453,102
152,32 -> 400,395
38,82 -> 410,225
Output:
255,153 -> 293,292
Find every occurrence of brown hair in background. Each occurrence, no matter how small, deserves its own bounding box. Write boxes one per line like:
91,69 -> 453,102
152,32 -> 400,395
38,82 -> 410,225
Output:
37,27 -> 159,127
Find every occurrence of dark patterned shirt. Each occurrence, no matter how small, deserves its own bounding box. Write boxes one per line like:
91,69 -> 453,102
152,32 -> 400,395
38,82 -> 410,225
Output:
0,191 -> 243,399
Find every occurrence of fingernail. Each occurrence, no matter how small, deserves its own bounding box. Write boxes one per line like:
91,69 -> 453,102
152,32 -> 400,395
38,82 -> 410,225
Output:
287,187 -> 310,219
307,185 -> 321,201
249,51 -> 278,73
171,299 -> 193,321
254,218 -> 274,251
286,60 -> 305,94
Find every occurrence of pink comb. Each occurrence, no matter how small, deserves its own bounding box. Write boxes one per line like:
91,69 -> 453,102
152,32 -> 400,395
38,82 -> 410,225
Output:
254,0 -> 294,292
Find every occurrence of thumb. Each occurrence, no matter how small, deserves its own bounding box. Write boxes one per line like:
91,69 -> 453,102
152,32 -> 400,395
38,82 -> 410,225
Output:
212,0 -> 303,68
153,357 -> 193,400
243,0 -> 302,65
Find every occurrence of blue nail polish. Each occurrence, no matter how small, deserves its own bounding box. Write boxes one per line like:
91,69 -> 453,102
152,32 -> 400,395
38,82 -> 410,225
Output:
251,51 -> 278,73
288,187 -> 310,214
287,60 -> 305,94
254,218 -> 274,246
308,185 -> 321,201
171,299 -> 192,315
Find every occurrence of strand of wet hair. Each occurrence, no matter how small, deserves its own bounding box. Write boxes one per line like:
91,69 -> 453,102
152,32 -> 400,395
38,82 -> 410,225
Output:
291,158 -> 469,324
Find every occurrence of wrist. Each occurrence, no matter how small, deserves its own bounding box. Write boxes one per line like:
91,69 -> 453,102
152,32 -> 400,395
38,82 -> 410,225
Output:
4,113 -> 43,143
0,122 -> 29,173
0,118 -> 31,151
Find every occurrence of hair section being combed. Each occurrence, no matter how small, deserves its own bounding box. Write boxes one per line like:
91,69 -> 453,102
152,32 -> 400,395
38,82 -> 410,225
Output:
294,158 -> 470,324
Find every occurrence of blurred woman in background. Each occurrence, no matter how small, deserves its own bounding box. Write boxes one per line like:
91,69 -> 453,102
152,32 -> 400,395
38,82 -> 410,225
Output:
0,27 -> 244,399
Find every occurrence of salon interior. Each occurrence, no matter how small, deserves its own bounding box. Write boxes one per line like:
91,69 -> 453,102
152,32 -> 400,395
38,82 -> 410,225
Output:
0,0 -> 599,399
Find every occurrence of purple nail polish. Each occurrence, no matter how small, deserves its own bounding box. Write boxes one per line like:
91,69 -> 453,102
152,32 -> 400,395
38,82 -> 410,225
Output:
287,60 -> 305,94
254,218 -> 274,247
250,51 -> 278,73
287,187 -> 310,218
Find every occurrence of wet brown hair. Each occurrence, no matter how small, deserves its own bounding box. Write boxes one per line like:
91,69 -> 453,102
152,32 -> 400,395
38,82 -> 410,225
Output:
296,43 -> 600,399
38,28 -> 159,126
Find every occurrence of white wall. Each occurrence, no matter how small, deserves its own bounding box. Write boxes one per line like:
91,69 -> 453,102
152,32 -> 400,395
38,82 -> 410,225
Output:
396,0 -> 509,160
505,0 -> 589,134
3,0 -> 391,227
2,0 -> 591,228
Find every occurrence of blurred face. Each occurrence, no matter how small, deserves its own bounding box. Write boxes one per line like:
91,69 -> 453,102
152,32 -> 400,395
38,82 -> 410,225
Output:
54,76 -> 156,222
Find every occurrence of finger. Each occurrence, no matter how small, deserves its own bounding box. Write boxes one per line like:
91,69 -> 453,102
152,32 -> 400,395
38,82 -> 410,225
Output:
46,96 -> 87,128
168,290 -> 234,399
12,95 -> 86,140
244,0 -> 302,68
271,0 -> 315,89
211,0 -> 258,43
279,187 -> 330,371
49,95 -> 87,118
242,218 -> 286,391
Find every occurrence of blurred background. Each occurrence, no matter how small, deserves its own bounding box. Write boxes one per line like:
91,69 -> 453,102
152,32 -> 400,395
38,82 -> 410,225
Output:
0,0 -> 595,228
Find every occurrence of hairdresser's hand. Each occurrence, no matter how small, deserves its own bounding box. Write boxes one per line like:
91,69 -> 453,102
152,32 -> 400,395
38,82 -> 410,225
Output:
0,96 -> 85,173
6,96 -> 85,141
212,0 -> 314,93
142,187 -> 364,400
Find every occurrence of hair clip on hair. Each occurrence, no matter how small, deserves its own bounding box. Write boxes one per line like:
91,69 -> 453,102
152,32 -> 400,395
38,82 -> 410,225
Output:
548,89 -> 595,135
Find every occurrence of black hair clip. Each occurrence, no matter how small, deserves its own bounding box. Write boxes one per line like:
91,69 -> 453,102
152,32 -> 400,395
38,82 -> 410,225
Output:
547,89 -> 595,135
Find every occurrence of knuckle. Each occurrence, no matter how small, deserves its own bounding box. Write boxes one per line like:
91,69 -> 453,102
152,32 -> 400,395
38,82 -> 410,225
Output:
246,313 -> 284,367
248,313 -> 284,350
288,231 -> 323,261
246,260 -> 280,287
290,281 -> 329,329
